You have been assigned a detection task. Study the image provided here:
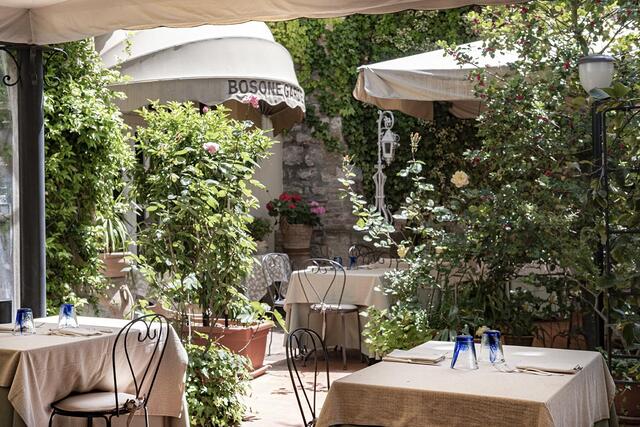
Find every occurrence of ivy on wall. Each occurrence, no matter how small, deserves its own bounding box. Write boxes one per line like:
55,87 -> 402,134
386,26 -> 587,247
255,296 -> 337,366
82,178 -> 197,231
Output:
44,39 -> 133,311
270,10 -> 481,210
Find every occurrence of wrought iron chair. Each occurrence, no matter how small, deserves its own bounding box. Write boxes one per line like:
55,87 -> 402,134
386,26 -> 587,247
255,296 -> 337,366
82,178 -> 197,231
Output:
298,258 -> 361,369
286,327 -> 330,427
48,314 -> 169,427
261,252 -> 292,354
348,244 -> 396,268
261,252 -> 292,310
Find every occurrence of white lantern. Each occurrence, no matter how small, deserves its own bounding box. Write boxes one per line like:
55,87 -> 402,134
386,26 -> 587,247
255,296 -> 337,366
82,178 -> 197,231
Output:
381,129 -> 399,163
578,54 -> 614,94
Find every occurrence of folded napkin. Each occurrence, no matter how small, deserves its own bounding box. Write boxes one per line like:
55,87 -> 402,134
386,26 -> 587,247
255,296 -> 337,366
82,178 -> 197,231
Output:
0,323 -> 14,332
48,327 -> 106,337
515,361 -> 583,375
383,349 -> 446,365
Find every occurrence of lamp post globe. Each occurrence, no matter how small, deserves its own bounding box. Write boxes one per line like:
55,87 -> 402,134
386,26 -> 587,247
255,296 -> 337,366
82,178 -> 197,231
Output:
578,54 -> 614,94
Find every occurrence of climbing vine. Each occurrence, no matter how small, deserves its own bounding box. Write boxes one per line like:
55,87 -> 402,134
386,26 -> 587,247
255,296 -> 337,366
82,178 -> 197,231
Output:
270,10 -> 480,210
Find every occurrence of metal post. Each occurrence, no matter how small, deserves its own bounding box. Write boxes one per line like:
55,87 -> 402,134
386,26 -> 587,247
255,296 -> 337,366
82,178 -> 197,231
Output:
18,46 -> 45,317
592,101 -> 606,351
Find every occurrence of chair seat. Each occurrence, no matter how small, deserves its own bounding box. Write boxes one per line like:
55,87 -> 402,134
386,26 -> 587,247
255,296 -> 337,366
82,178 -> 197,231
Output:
310,303 -> 358,312
52,391 -> 140,413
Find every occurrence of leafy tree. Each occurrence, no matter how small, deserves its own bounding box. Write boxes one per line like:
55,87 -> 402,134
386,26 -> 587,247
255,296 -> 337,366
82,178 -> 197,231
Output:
44,39 -> 133,311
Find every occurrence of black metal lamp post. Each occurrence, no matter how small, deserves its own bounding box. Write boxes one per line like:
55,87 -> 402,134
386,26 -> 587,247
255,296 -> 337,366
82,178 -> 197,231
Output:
578,54 -> 614,350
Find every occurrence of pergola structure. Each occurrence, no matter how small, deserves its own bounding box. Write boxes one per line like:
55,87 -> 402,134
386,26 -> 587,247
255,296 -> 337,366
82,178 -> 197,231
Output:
0,0 -> 521,317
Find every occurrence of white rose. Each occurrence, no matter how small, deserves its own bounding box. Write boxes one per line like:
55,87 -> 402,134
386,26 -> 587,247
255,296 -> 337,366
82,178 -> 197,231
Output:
450,171 -> 470,188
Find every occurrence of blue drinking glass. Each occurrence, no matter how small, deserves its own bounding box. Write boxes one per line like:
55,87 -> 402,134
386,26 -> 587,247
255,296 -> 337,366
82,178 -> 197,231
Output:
13,308 -> 35,335
348,255 -> 357,270
480,330 -> 505,364
450,335 -> 478,370
58,303 -> 79,329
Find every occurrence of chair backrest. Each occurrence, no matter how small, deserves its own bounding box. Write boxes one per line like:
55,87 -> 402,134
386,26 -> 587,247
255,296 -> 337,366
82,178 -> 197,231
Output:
297,258 -> 347,307
261,253 -> 292,300
349,244 -> 399,269
286,328 -> 330,427
112,314 -> 169,413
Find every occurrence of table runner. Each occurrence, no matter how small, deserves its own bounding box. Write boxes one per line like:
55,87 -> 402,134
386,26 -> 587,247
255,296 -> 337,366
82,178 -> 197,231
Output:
0,316 -> 188,427
317,341 -> 616,427
284,268 -> 391,352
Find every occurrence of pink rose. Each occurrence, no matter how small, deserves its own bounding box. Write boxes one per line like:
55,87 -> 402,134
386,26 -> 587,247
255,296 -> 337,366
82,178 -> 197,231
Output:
203,142 -> 220,154
202,105 -> 209,113
242,95 -> 260,109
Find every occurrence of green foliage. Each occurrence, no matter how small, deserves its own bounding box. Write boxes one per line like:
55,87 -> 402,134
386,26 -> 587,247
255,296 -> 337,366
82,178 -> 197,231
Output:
270,11 -> 479,210
44,39 -> 133,312
247,217 -> 272,241
362,305 -> 435,359
186,343 -> 250,427
134,102 -> 273,322
343,1 -> 640,354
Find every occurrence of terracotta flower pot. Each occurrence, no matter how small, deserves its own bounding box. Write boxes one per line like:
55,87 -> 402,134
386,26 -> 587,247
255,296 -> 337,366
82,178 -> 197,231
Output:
99,252 -> 131,279
616,383 -> 640,424
190,320 -> 274,371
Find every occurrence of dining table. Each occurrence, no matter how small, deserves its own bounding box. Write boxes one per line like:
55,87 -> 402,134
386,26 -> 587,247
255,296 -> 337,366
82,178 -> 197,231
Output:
316,340 -> 617,427
0,316 -> 189,427
284,265 -> 396,356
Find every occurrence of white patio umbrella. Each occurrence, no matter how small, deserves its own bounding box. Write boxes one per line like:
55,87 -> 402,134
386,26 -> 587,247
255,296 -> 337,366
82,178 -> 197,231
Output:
98,22 -> 305,135
353,41 -> 518,120
0,0 -> 521,45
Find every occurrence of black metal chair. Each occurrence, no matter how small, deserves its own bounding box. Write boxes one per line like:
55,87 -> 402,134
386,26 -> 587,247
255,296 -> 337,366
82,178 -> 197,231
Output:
261,252 -> 292,310
48,314 -> 169,427
349,244 -> 398,269
298,258 -> 361,369
286,327 -> 330,427
261,252 -> 292,354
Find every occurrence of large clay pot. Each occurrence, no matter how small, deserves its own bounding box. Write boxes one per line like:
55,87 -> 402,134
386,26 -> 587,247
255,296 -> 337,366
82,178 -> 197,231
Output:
616,383 -> 640,424
99,252 -> 131,279
192,320 -> 274,371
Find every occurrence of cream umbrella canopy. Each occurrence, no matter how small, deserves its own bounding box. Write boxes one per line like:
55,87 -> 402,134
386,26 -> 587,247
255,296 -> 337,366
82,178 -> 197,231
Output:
353,40 -> 518,120
0,0 -> 521,45
98,23 -> 305,135
0,0 -> 521,318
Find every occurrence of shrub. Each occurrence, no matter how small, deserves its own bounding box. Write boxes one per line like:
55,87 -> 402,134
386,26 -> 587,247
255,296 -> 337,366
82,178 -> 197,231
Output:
186,343 -> 250,427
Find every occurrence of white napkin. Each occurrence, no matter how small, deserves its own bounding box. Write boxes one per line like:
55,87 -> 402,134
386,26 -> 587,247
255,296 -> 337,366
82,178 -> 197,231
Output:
0,323 -> 14,332
383,349 -> 446,365
48,327 -> 105,337
514,361 -> 583,375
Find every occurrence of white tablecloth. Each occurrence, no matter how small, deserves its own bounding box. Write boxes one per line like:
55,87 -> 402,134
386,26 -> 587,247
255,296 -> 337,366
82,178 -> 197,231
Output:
317,341 -> 616,427
284,267 -> 392,354
0,316 -> 189,427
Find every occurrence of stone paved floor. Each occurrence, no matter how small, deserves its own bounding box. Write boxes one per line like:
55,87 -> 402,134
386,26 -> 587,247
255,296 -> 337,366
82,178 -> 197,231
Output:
242,329 -> 367,427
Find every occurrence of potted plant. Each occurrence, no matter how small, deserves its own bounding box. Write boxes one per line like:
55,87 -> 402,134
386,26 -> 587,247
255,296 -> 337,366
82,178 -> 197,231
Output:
266,192 -> 325,262
97,197 -> 132,279
134,102 -> 274,369
248,217 -> 272,255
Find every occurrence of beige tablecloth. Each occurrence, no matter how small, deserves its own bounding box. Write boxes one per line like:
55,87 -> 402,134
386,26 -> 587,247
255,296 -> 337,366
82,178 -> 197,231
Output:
284,267 -> 391,354
0,316 -> 189,427
317,341 -> 616,427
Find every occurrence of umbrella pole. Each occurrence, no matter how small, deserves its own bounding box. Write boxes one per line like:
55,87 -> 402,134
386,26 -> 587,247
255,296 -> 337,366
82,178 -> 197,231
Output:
17,46 -> 46,317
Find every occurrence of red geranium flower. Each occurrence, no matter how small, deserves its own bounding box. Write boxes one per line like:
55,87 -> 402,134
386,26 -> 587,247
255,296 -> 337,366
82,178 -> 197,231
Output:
288,203 -> 296,209
291,193 -> 302,202
266,202 -> 274,211
279,193 -> 292,202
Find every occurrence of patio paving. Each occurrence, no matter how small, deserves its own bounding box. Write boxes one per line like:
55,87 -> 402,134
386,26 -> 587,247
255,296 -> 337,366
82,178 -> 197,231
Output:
242,329 -> 367,426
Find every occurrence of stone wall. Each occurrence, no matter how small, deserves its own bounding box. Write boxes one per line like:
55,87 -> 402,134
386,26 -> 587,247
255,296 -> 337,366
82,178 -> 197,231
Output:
279,101 -> 366,261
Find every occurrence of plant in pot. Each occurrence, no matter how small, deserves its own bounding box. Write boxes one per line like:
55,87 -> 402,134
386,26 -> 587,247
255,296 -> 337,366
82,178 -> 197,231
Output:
134,102 -> 275,371
267,192 -> 325,265
496,287 -> 537,346
248,217 -> 272,255
97,194 -> 133,279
